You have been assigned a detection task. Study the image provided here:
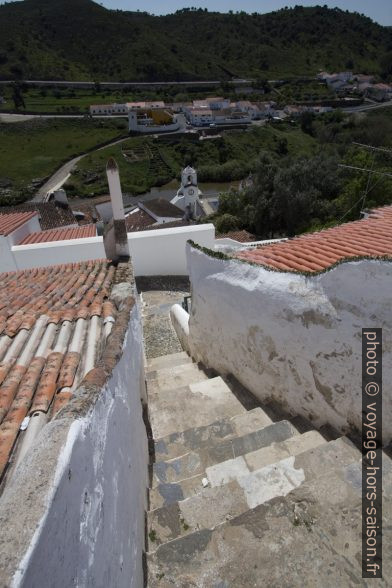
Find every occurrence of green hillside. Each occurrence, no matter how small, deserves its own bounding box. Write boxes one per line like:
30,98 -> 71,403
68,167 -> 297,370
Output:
0,0 -> 391,82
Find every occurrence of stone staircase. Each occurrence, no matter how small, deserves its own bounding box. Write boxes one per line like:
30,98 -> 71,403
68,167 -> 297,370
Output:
145,351 -> 391,587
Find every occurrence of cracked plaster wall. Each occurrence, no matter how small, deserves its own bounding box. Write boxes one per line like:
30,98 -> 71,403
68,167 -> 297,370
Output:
187,246 -> 392,444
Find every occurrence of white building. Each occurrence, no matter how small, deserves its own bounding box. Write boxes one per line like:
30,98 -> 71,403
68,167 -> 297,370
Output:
193,97 -> 231,110
186,108 -> 214,126
171,166 -> 204,219
128,109 -> 180,133
89,103 -> 129,115
126,101 -> 166,110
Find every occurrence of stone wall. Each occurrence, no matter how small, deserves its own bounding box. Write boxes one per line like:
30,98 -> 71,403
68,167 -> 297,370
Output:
187,245 -> 392,444
0,286 -> 148,587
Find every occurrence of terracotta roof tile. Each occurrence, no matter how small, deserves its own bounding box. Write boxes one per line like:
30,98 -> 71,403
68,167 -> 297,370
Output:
0,212 -> 38,236
140,198 -> 184,219
19,224 -> 96,245
0,203 -> 76,231
217,230 -> 257,242
236,206 -> 392,273
125,209 -> 155,232
0,258 -> 120,480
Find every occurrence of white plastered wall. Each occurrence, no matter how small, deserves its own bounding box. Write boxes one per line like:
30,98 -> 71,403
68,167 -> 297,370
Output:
187,245 -> 392,444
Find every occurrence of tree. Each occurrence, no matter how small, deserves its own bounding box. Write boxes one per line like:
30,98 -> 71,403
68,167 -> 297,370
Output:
276,137 -> 288,155
215,213 -> 240,234
11,82 -> 25,110
300,111 -> 315,136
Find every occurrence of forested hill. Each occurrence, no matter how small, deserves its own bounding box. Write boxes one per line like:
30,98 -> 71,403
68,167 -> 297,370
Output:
0,0 -> 391,82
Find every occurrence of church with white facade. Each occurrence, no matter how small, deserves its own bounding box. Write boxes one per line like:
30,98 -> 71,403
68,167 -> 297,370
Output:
171,165 -> 206,220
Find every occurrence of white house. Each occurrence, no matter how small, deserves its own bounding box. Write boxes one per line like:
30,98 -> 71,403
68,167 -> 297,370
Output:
90,103 -> 129,115
186,108 -> 214,126
126,101 -> 166,110
128,109 -> 180,133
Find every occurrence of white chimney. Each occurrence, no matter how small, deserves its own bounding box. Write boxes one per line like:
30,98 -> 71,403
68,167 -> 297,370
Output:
105,158 -> 129,260
107,157 -> 125,220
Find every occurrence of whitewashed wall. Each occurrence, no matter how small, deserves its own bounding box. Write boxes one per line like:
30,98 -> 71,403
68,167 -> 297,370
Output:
187,245 -> 392,444
12,237 -> 107,270
0,304 -> 148,588
0,217 -> 42,273
5,225 -> 215,275
8,216 -> 41,246
128,224 -> 214,276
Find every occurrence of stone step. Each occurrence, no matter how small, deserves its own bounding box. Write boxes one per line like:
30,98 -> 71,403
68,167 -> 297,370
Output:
148,435 -> 358,550
154,407 -> 273,462
148,377 -> 247,440
150,408 -> 274,510
206,428 -> 327,487
147,460 -> 376,587
147,351 -> 192,371
152,419 -> 298,488
147,363 -> 208,394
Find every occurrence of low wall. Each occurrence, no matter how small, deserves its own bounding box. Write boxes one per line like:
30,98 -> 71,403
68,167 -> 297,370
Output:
0,302 -> 148,588
6,224 -> 215,275
12,237 -> 106,270
187,245 -> 392,444
128,224 -> 215,276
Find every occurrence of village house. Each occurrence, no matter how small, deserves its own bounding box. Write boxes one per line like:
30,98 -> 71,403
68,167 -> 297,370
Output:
317,71 -> 353,85
89,103 -> 129,116
185,107 -> 214,126
128,108 -> 179,133
126,101 -> 166,110
0,156 -> 391,586
365,82 -> 392,102
193,97 -> 231,110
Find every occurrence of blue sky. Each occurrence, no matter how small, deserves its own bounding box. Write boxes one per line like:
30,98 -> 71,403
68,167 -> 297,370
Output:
97,0 -> 391,24
0,0 -> 391,25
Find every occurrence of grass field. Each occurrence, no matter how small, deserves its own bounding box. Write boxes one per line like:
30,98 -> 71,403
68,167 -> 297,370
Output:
0,118 -> 127,204
0,85 -> 267,114
0,86 -> 136,113
67,122 -> 317,198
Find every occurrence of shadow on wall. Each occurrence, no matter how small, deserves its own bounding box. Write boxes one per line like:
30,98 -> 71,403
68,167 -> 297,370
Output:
186,244 -> 392,445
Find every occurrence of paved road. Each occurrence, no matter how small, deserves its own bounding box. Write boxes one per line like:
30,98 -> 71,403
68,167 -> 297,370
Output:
343,99 -> 392,113
33,134 -> 138,201
33,115 -> 188,201
0,79 -> 254,89
0,113 -> 128,123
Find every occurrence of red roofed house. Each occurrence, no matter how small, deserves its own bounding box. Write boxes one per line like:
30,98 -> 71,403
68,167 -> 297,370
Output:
186,206 -> 392,445
0,211 -> 41,272
0,162 -> 149,587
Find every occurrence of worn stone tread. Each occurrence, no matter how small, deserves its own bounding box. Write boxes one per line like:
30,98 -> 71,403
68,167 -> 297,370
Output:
147,460 -> 392,587
147,352 -> 192,371
148,377 -> 246,439
154,407 -> 273,463
147,363 -> 208,393
152,419 -> 299,487
147,436 -> 359,550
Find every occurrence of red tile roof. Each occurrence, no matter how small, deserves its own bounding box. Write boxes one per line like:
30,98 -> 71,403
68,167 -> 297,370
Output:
0,259 -> 118,479
217,230 -> 257,243
140,198 -> 184,219
0,203 -> 76,231
125,209 -> 155,232
0,212 -> 38,236
19,224 -> 96,245
236,206 -> 392,273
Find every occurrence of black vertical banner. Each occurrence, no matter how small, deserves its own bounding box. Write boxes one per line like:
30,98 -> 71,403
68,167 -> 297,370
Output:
362,328 -> 382,578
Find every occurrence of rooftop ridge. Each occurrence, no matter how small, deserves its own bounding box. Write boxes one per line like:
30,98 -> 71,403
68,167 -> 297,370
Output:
234,205 -> 392,273
0,212 -> 38,236
18,224 -> 96,245
0,257 -> 127,482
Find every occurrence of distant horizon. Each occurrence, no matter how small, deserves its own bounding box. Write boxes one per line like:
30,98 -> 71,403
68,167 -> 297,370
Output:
0,0 -> 391,26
